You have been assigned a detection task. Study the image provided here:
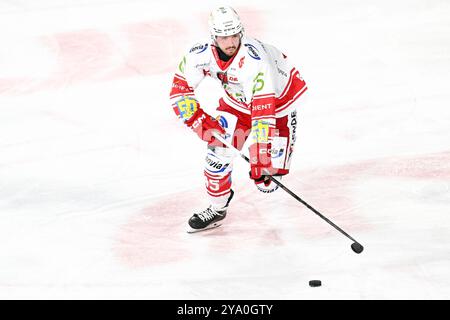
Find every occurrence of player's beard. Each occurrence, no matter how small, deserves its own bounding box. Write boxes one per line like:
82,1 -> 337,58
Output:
224,42 -> 241,57
224,46 -> 237,56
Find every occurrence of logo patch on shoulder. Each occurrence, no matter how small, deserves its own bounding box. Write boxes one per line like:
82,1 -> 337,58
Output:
215,115 -> 229,129
189,43 -> 209,54
244,44 -> 261,60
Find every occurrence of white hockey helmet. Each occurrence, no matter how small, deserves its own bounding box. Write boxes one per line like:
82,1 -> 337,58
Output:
208,6 -> 244,37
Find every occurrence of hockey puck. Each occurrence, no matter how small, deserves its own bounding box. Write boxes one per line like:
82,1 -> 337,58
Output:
309,280 -> 321,287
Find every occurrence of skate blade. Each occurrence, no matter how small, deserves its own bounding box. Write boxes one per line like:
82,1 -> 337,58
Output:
187,223 -> 222,234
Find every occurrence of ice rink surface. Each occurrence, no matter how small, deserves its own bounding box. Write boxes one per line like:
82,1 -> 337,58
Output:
0,0 -> 449,299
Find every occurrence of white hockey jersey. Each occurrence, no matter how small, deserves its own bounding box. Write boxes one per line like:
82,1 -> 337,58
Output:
170,35 -> 307,144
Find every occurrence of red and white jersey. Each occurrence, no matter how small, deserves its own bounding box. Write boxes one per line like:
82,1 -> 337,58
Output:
170,35 -> 307,144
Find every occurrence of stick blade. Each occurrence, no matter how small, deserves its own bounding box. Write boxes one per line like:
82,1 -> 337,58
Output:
351,242 -> 364,254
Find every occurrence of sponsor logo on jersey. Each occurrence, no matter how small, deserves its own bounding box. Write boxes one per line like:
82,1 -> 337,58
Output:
176,96 -> 199,121
251,120 -> 270,143
239,56 -> 245,68
252,72 -> 265,93
277,67 -> 288,77
252,103 -> 272,111
191,113 -> 206,128
217,72 -> 228,84
195,62 -> 209,68
178,56 -> 186,73
172,82 -> 188,91
271,148 -> 285,159
217,72 -> 238,85
215,115 -> 229,129
205,153 -> 230,174
290,111 -> 297,143
256,39 -> 268,53
244,44 -> 261,60
189,43 -> 209,54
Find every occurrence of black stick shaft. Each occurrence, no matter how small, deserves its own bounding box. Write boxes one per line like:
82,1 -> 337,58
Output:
218,134 -> 361,245
267,176 -> 359,243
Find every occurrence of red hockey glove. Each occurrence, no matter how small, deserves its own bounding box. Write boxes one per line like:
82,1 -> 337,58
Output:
249,142 -> 277,180
185,108 -> 225,143
252,169 -> 289,193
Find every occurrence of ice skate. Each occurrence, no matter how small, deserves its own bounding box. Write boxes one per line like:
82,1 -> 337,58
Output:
187,190 -> 234,233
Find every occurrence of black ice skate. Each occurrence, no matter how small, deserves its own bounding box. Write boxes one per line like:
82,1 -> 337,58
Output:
187,190 -> 234,233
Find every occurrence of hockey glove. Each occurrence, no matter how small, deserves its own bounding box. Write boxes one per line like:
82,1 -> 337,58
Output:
252,170 -> 289,193
185,108 -> 225,143
249,142 -> 276,180
249,143 -> 290,193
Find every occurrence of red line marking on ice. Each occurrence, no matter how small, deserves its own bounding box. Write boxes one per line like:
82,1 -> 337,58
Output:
282,150 -> 450,238
0,7 -> 265,96
0,19 -> 184,95
112,188 -> 276,268
113,191 -> 200,268
113,150 -> 450,267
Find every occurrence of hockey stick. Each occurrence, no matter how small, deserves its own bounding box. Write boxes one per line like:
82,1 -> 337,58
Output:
212,132 -> 364,254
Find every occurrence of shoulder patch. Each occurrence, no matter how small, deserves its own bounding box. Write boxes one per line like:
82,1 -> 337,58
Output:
189,43 -> 209,54
244,43 -> 261,60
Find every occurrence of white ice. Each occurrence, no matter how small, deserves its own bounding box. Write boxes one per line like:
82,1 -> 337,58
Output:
0,0 -> 449,299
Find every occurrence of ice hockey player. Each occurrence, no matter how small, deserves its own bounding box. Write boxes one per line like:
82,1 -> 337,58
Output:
169,6 -> 308,232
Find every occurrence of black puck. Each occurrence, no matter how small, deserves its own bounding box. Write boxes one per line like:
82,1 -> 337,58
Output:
309,280 -> 321,287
